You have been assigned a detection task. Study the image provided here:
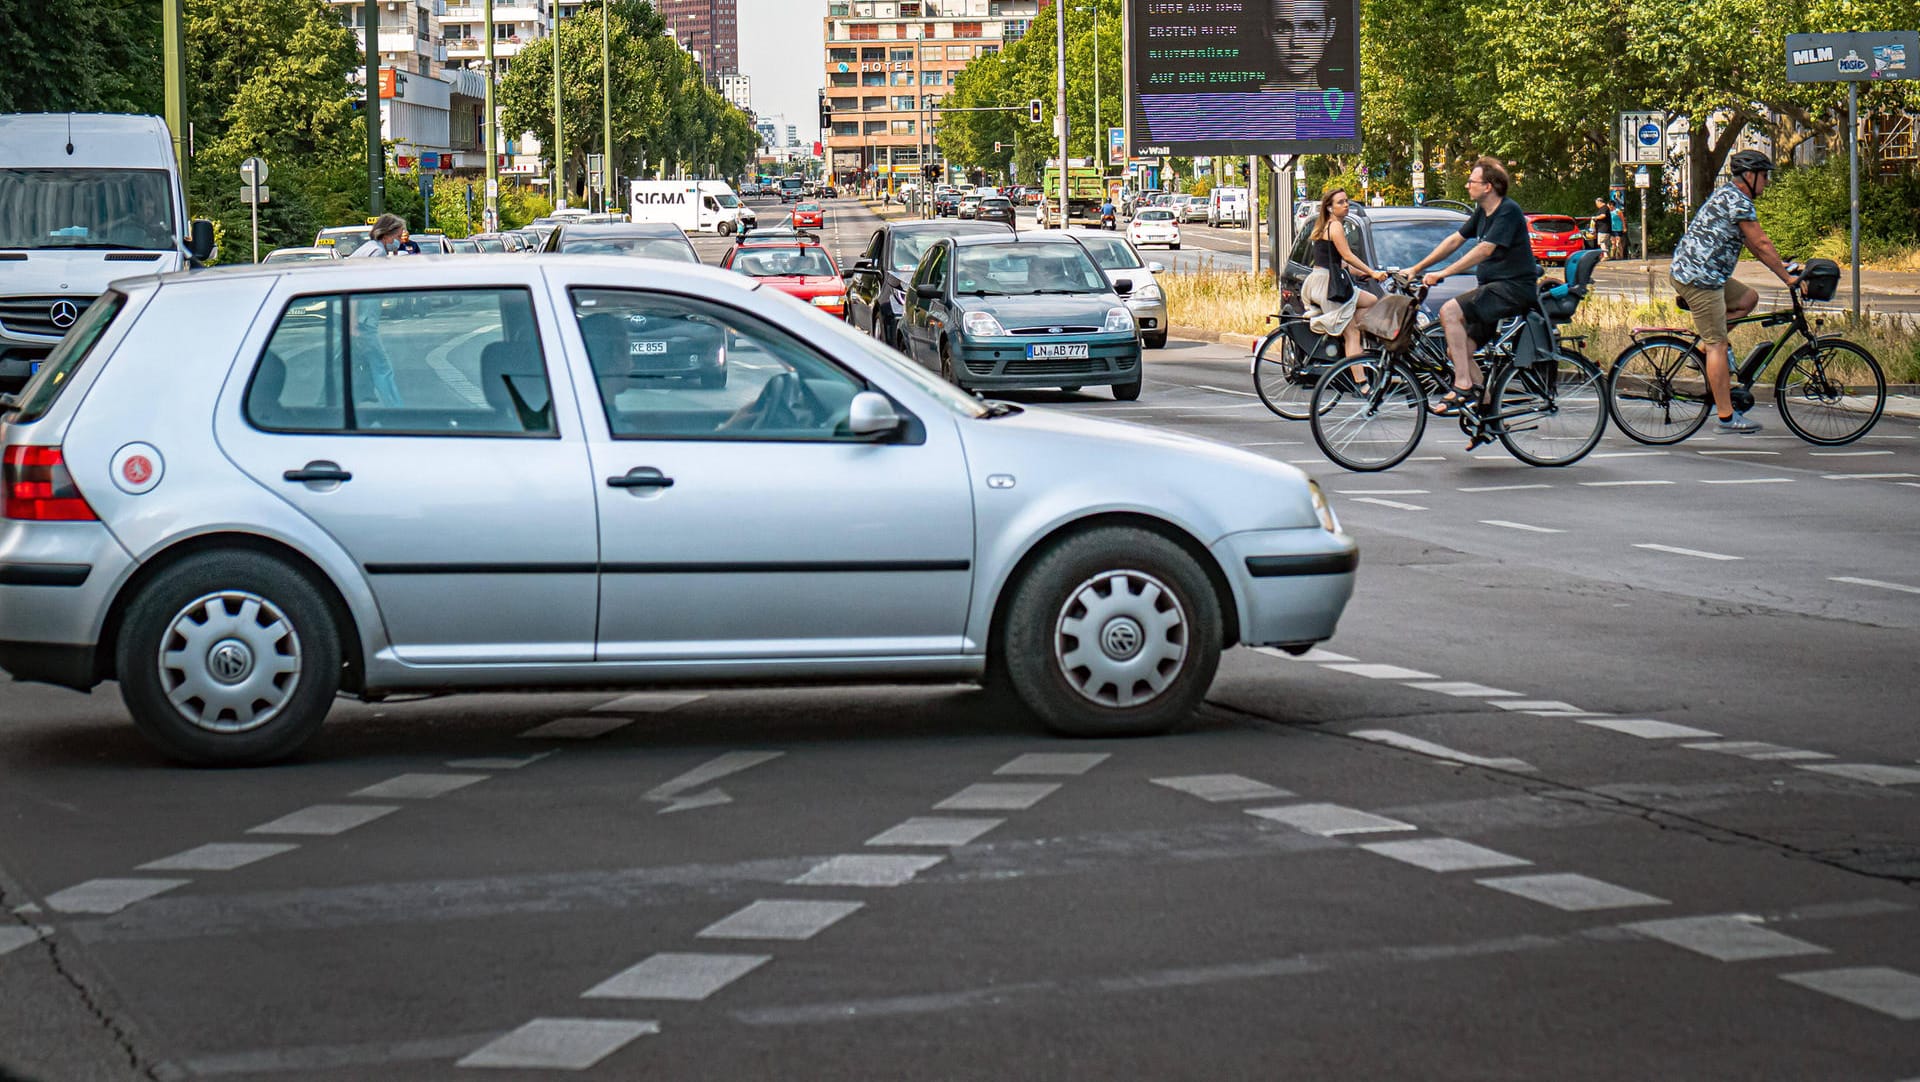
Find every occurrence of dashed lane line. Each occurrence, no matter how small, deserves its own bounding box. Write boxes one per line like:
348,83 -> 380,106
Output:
696,900 -> 865,941
1403,681 -> 1521,697
350,773 -> 488,800
1335,489 -> 1430,496
1796,763 -> 1920,787
865,818 -> 1004,848
1349,729 -> 1537,772
1317,663 -> 1439,680
457,1020 -> 658,1071
590,692 -> 708,713
934,783 -> 1060,811
1822,473 -> 1920,480
995,753 -> 1110,776
1830,576 -> 1920,596
1633,543 -> 1743,561
1581,479 -> 1675,487
1480,519 -> 1564,533
1621,915 -> 1829,962
1807,450 -> 1894,457
1573,717 -> 1720,740
137,843 -> 298,873
1475,873 -> 1668,912
1699,477 -> 1794,485
1149,774 -> 1295,802
43,878 -> 190,915
1194,384 -> 1260,397
582,953 -> 772,1001
1698,450 -> 1781,456
1589,451 -> 1670,458
1358,839 -> 1532,873
1458,483 -> 1553,492
1682,741 -> 1833,762
788,854 -> 947,887
1246,803 -> 1415,836
518,716 -> 639,740
1779,967 -> 1920,1021
247,804 -> 401,837
446,753 -> 552,770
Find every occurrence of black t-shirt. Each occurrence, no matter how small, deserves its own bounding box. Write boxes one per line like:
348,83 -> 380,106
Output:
1592,207 -> 1613,232
1457,198 -> 1538,283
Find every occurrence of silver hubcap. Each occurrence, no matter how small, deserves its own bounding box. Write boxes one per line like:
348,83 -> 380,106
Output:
1054,570 -> 1188,708
158,591 -> 302,734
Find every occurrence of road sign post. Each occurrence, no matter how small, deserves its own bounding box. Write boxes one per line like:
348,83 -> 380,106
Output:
240,157 -> 269,262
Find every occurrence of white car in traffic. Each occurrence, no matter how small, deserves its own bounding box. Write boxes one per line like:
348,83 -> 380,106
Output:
1128,208 -> 1182,249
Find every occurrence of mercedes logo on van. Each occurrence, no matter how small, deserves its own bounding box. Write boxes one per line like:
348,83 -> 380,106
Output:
49,300 -> 80,329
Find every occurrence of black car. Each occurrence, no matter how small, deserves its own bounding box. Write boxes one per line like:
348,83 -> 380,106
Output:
974,196 -> 1016,227
1283,205 -> 1472,317
845,219 -> 1014,351
933,190 -> 965,217
540,221 -> 699,263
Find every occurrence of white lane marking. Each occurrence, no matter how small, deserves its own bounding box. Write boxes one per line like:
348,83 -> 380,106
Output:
1195,384 -> 1259,397
1287,458 -> 1326,465
1830,576 -> 1920,596
519,716 -> 636,740
1823,472 -> 1920,480
995,753 -> 1109,776
866,817 -> 1004,847
1349,497 -> 1427,510
247,804 -> 400,836
1253,646 -> 1354,662
1700,478 -> 1794,485
697,900 -> 865,941
1590,451 -> 1670,458
1406,455 -> 1447,462
644,751 -> 786,815
44,878 -> 190,915
1480,519 -> 1564,533
137,843 -> 298,872
1246,803 -> 1415,836
1404,681 -> 1521,698
1476,873 -> 1668,912
934,782 -> 1060,811
1634,543 -> 1743,561
1490,700 -> 1596,714
1622,915 -> 1829,962
458,1019 -> 658,1070
1521,710 -> 1612,717
446,753 -> 552,770
1241,440 -> 1304,446
1797,763 -> 1920,787
590,692 -> 708,713
1697,450 -> 1780,456
1317,663 -> 1438,680
1807,450 -> 1894,457
0,926 -> 49,957
1575,717 -> 1720,740
1581,480 -> 1675,487
1335,489 -> 1430,495
1150,774 -> 1295,803
1359,838 -> 1532,873
1682,741 -> 1833,762
788,854 -> 946,887
351,773 -> 488,800
1459,483 -> 1553,492
1349,729 -> 1537,772
584,953 -> 772,1001
1779,967 -> 1920,1020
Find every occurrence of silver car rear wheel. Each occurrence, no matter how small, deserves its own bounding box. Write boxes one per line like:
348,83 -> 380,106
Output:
158,591 -> 302,734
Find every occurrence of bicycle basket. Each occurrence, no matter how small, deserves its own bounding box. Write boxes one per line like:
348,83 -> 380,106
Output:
1360,293 -> 1419,353
1284,320 -> 1346,362
1801,258 -> 1841,302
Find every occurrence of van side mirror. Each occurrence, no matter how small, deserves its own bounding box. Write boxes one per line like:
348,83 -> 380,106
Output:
847,391 -> 902,437
914,282 -> 940,299
188,219 -> 215,263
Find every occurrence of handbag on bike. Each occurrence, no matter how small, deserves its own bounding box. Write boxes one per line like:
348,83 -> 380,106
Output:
1325,264 -> 1355,304
1360,294 -> 1417,353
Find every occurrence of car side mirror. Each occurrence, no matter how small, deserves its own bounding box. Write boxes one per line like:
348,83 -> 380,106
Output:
847,391 -> 902,437
915,282 -> 940,299
1147,262 -> 1165,274
853,257 -> 876,271
188,219 -> 216,263
1113,278 -> 1132,295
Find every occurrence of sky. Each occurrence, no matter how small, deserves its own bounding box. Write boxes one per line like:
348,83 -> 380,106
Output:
736,0 -> 824,142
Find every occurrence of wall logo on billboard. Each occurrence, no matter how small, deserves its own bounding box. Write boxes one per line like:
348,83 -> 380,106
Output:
1836,50 -> 1869,75
1874,45 -> 1908,73
1791,45 -> 1834,66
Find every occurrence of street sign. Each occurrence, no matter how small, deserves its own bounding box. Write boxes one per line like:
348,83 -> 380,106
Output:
586,153 -> 604,173
239,157 -> 269,184
1634,166 -> 1650,189
1619,111 -> 1666,164
1786,32 -> 1917,82
1410,170 -> 1426,189
238,185 -> 269,204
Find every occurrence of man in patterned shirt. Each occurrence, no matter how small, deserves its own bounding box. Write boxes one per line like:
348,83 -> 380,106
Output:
1668,150 -> 1798,433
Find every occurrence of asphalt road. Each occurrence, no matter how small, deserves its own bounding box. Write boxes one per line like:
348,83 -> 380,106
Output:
2,197 -> 1916,1082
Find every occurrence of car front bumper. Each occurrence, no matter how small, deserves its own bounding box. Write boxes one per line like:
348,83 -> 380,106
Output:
1125,296 -> 1168,336
1211,526 -> 1359,649
954,333 -> 1141,389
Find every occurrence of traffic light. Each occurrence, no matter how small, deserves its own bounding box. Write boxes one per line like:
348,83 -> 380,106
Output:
1028,99 -> 1043,124
818,92 -> 831,131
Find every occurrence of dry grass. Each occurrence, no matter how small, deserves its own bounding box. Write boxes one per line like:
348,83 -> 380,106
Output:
1163,266 -> 1920,384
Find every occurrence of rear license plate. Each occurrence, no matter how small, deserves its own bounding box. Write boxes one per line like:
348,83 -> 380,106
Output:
1028,343 -> 1089,360
631,341 -> 669,356
1548,250 -> 1569,257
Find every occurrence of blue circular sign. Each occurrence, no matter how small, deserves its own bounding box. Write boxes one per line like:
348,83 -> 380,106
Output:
1638,123 -> 1661,146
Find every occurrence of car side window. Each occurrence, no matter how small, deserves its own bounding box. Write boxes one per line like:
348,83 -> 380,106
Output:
913,244 -> 948,292
570,288 -> 869,443
862,230 -> 884,264
1289,228 -> 1314,269
246,288 -> 554,436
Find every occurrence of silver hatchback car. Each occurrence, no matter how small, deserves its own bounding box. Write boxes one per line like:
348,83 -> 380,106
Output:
0,257 -> 1357,765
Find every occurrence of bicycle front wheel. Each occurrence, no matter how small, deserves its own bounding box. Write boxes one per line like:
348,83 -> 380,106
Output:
1252,330 -> 1319,420
1775,338 -> 1885,446
1309,356 -> 1426,472
1494,351 -> 1609,467
1607,338 -> 1711,445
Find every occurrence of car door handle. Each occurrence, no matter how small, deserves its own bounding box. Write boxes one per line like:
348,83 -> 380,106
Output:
283,463 -> 352,483
607,469 -> 674,489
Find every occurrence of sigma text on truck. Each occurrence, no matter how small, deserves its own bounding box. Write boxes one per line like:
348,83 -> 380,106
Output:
627,180 -> 757,235
0,114 -> 212,392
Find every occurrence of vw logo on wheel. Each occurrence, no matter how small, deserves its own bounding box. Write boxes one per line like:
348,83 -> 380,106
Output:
49,300 -> 80,330
207,640 -> 253,684
1100,617 -> 1144,660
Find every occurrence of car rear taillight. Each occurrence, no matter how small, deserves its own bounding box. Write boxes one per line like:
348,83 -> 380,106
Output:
2,446 -> 98,521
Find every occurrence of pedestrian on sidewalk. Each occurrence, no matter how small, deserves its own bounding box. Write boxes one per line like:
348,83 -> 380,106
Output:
1590,197 -> 1614,261
348,213 -> 409,258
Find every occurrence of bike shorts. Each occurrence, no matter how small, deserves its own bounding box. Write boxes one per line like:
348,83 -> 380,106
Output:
1670,273 -> 1757,347
1454,278 -> 1537,346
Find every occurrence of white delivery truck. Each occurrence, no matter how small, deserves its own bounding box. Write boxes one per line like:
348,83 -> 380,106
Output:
1207,186 -> 1250,228
627,180 -> 757,235
0,113 -> 213,391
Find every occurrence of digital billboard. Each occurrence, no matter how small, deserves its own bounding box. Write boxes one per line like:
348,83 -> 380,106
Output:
1125,0 -> 1362,157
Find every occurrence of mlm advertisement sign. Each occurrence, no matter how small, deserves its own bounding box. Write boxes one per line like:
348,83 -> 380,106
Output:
1125,0 -> 1361,157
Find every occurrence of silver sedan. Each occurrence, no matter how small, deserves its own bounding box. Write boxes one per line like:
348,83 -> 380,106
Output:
0,256 -> 1357,765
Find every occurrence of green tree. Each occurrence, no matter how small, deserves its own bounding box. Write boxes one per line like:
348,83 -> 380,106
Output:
0,0 -> 160,113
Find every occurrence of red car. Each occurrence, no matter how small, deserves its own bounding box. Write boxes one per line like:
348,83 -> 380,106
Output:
721,238 -> 847,319
1524,213 -> 1591,266
790,202 -> 824,229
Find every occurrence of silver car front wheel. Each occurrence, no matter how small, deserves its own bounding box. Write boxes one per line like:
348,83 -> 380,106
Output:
1053,570 -> 1188,708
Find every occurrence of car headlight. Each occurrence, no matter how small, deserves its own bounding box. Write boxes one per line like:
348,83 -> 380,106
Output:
1308,480 -> 1340,533
1103,307 -> 1135,333
964,310 -> 1009,337
811,294 -> 845,307
1130,282 -> 1163,303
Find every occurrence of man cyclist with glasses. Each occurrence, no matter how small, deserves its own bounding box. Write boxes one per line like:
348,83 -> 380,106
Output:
1668,149 -> 1798,434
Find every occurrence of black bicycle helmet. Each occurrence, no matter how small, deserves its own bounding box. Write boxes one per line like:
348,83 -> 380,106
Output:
1729,150 -> 1775,176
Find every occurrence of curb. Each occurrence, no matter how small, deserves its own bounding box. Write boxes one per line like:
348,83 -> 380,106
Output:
1170,324 -> 1262,353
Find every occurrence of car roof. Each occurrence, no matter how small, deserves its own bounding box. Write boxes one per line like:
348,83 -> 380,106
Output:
1301,206 -> 1469,226
888,220 -> 1012,236
137,253 -> 761,293
557,222 -> 688,239
948,232 -> 1093,250
267,246 -> 334,256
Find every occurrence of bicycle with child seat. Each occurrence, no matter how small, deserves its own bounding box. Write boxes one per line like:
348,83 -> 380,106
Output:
1605,260 -> 1885,446
1308,269 -> 1610,472
1250,307 -> 1352,420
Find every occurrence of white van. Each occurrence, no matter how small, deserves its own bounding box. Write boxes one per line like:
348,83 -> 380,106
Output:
629,180 -> 756,235
0,114 -> 212,391
1208,186 -> 1249,228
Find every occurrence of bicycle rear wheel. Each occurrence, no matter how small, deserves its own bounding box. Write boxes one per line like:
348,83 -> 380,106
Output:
1494,351 -> 1609,467
1251,330 -> 1319,420
1775,338 -> 1885,446
1607,338 -> 1711,445
1309,356 -> 1426,472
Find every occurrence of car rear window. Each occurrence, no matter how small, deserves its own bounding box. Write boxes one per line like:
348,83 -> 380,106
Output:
6,291 -> 125,425
560,236 -> 698,262
1532,217 -> 1578,233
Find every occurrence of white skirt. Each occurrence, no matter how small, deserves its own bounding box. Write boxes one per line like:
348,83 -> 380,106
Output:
1302,267 -> 1357,336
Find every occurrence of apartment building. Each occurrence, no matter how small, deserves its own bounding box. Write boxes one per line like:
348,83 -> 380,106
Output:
720,73 -> 754,112
822,0 -> 1042,188
659,0 -> 739,79
329,0 -> 443,77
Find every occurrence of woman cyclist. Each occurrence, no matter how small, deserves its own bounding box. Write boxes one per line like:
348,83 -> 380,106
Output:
1302,188 -> 1388,365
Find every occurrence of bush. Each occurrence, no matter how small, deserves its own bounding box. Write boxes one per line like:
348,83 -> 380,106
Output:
1759,157 -> 1916,256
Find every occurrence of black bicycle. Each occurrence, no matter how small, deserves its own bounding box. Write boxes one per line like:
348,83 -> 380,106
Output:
1250,309 -> 1350,420
1606,259 -> 1884,446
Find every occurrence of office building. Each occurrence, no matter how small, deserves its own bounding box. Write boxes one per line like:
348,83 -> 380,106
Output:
720,72 -> 754,112
659,0 -> 739,78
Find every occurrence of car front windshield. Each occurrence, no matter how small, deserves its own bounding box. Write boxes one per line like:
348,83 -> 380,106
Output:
1074,235 -> 1142,271
953,243 -> 1109,295
891,232 -> 938,273
320,227 -> 372,250
732,247 -> 836,277
561,236 -> 698,261
714,193 -> 741,207
0,169 -> 176,250
1370,219 -> 1467,272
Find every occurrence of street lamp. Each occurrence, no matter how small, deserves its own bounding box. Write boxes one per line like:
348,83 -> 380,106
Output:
483,0 -> 497,231
1076,4 -> 1102,172
552,3 -> 565,209
601,0 -> 613,211
1055,0 -> 1067,229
